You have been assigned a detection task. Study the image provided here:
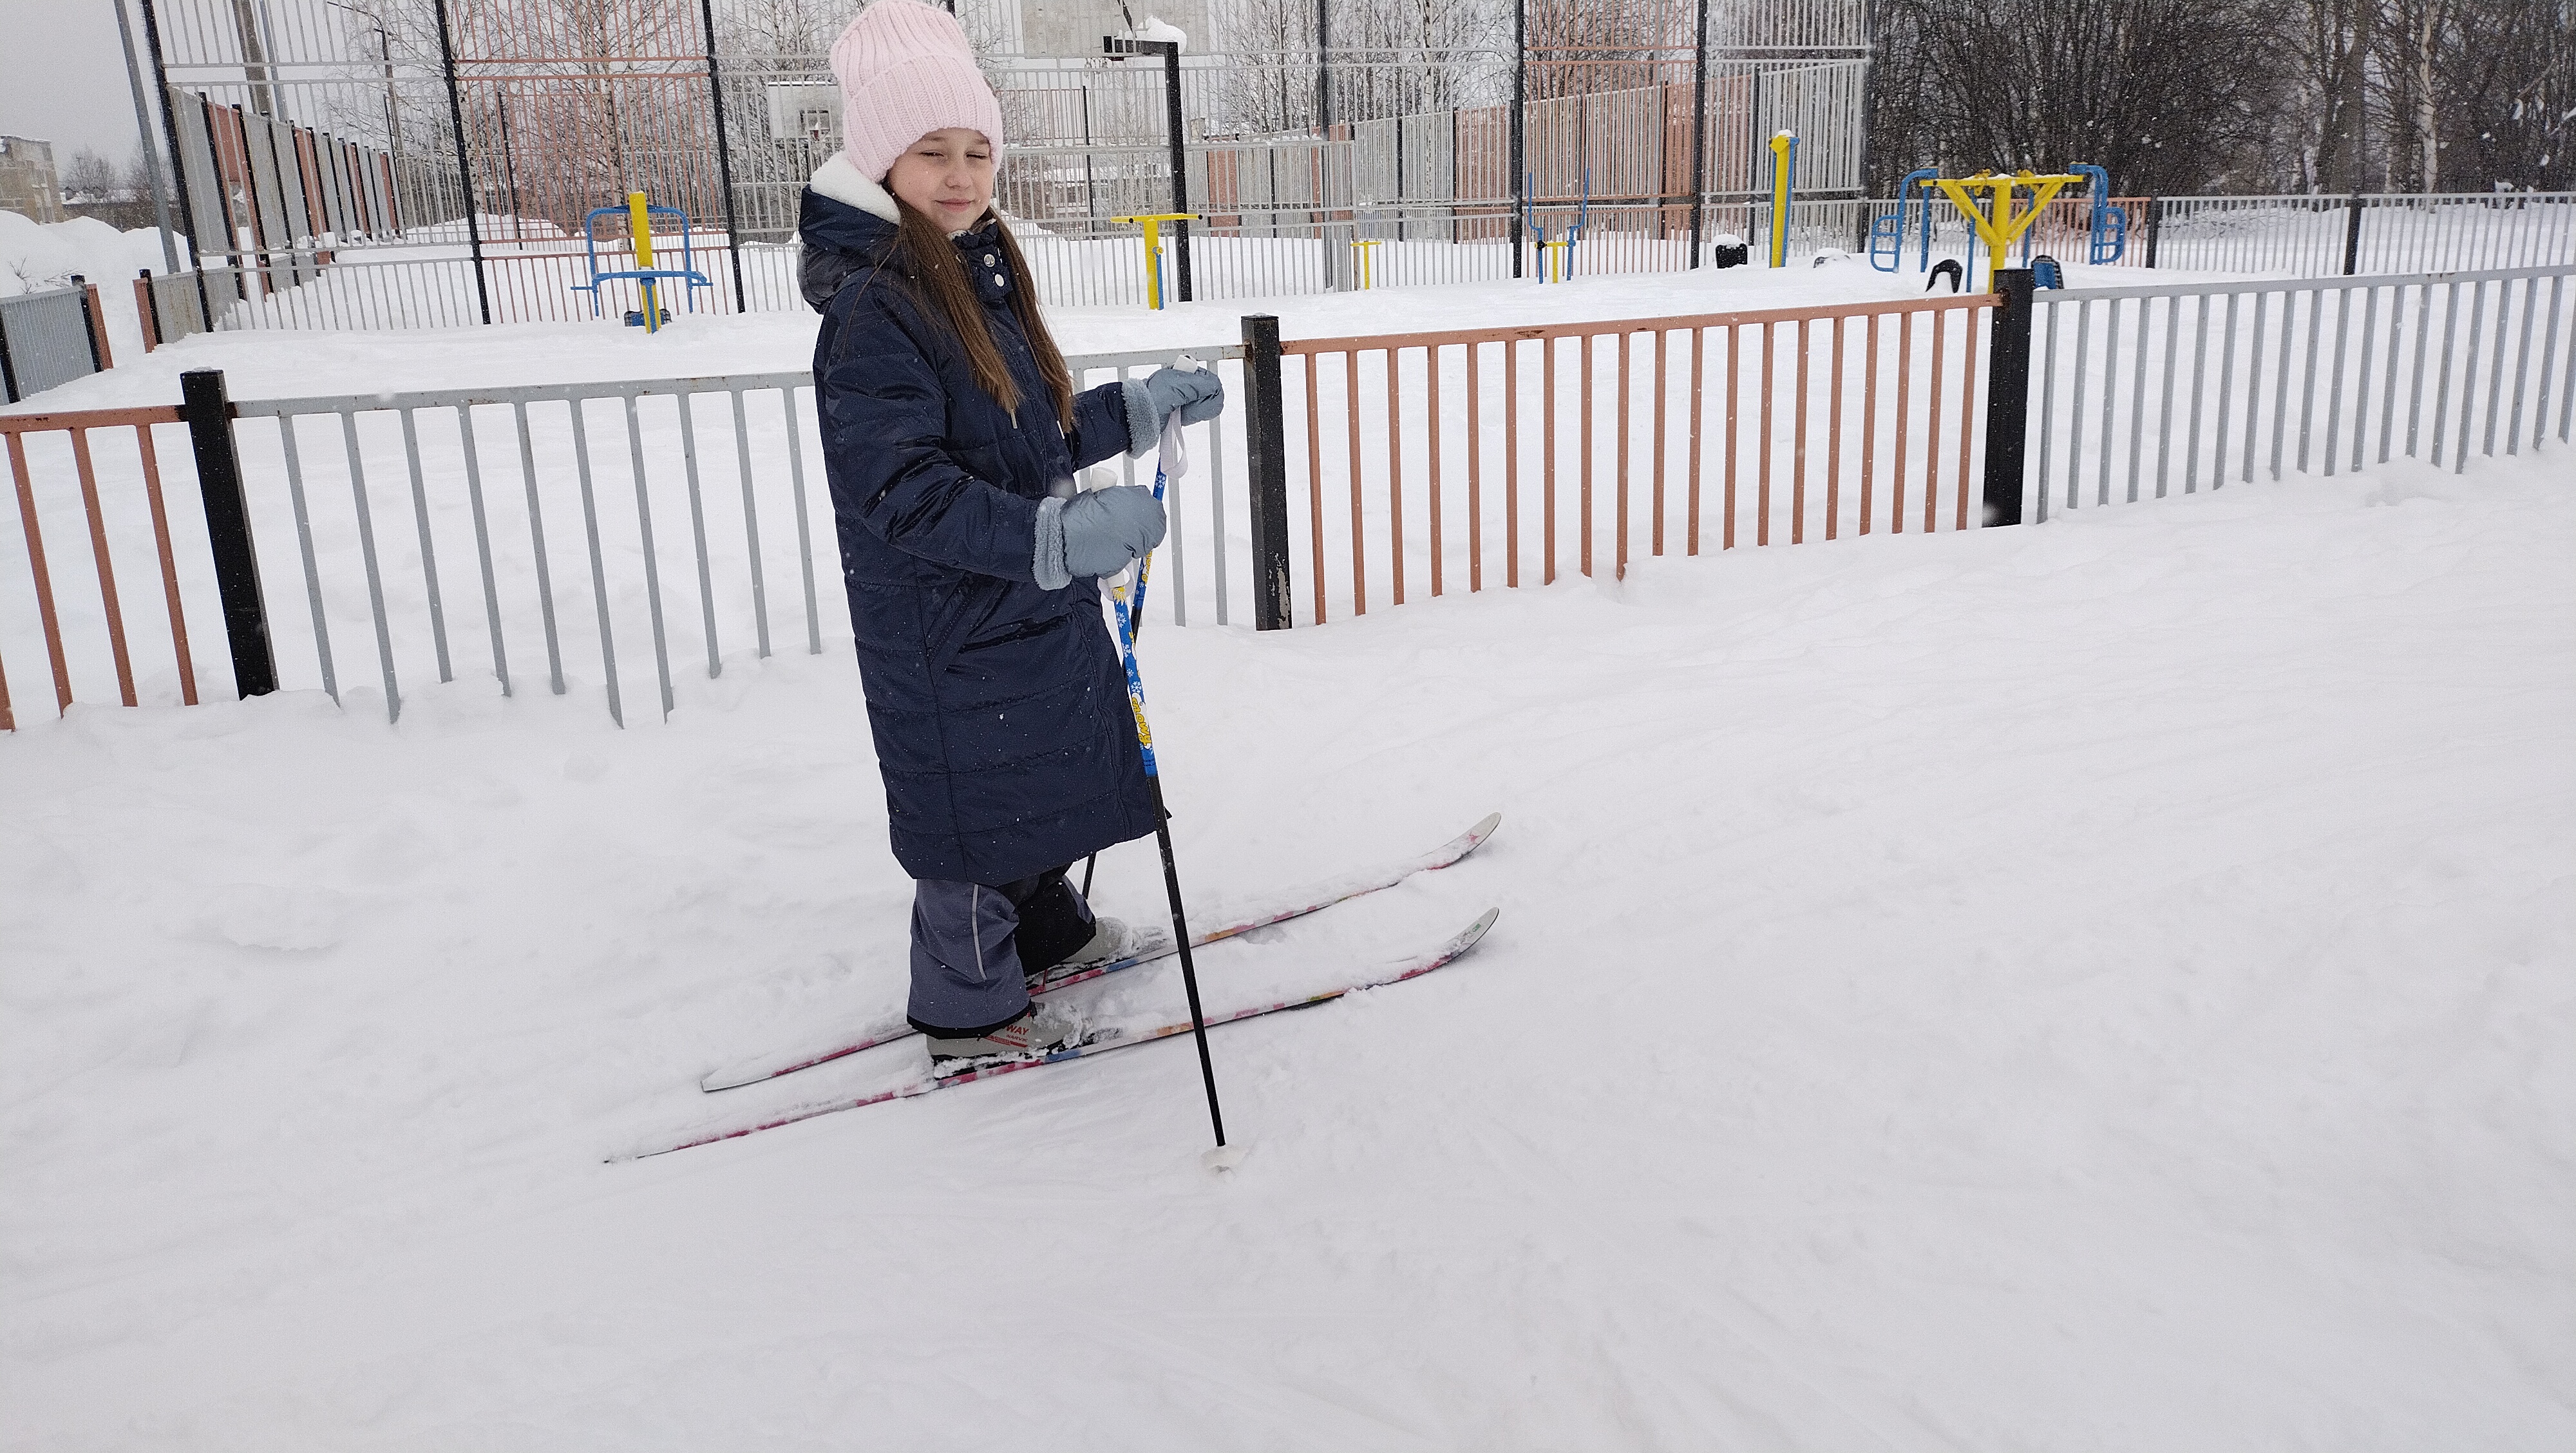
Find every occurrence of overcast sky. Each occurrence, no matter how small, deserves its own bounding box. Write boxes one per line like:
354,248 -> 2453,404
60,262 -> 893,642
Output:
0,0 -> 169,167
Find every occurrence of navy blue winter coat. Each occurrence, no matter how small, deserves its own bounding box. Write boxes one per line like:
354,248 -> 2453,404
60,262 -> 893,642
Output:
801,182 -> 1155,884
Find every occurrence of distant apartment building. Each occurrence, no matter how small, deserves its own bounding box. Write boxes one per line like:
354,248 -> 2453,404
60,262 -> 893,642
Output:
1,135 -> 65,223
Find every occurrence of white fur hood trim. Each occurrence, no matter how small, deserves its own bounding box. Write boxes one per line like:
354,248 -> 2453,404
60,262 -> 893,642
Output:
809,151 -> 901,223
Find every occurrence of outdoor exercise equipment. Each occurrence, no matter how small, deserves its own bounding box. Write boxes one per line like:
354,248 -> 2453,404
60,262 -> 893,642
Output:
1868,169 -> 1940,273
571,192 -> 713,332
1522,171 -> 1590,282
2072,164 -> 2128,263
1350,238 -> 1386,290
1875,163 -> 2124,277
1112,212 -> 1197,310
1766,132 -> 1799,268
1931,169 -> 2082,291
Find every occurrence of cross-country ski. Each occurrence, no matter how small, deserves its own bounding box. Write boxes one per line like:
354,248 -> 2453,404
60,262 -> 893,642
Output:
696,812 -> 1501,1091
628,908 -> 1499,1161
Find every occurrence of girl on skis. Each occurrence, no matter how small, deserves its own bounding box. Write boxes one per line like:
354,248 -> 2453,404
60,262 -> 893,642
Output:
800,0 -> 1222,1070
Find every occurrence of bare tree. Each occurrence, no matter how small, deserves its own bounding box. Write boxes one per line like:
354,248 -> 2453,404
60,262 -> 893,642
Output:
1868,0 -> 2291,194
2293,0 -> 2376,190
61,148 -> 124,205
2423,0 -> 2573,189
1524,0 -> 1681,100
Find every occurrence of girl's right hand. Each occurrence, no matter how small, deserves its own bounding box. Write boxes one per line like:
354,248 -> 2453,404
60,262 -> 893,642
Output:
1057,485 -> 1168,580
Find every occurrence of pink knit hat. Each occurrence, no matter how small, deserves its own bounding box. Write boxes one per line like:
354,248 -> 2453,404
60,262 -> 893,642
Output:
830,0 -> 1006,184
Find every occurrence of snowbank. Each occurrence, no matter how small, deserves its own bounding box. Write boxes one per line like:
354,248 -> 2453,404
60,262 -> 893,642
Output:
0,209 -> 190,372
0,210 -> 176,296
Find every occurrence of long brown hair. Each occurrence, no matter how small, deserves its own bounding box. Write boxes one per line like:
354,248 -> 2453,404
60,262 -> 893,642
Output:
893,202 -> 1074,430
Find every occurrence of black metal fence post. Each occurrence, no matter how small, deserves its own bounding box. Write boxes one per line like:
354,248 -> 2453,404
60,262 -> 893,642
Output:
699,0 -> 751,311
1240,314 -> 1294,630
179,368 -> 278,696
1163,41 -> 1191,303
137,269 -> 162,351
2342,192 -> 2365,276
136,0 -> 216,332
1687,0 -> 1710,268
72,277 -> 104,372
0,310 -> 21,404
1509,0 -> 1525,280
430,0 -> 491,326
1982,269 -> 2037,527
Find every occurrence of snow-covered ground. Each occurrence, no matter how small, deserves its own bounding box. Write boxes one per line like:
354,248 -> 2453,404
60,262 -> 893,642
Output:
4,382 -> 2570,1452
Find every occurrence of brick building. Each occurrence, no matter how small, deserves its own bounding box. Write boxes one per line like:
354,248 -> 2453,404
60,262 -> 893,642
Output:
0,135 -> 66,223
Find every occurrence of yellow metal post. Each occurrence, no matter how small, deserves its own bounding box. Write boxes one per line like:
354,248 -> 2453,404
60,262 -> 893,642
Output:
627,190 -> 659,333
1767,132 -> 1799,268
1930,171 -> 2079,291
1112,212 -> 1198,309
1352,238 -> 1384,289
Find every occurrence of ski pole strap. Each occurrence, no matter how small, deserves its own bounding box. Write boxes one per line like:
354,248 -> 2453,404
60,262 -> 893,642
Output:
1131,354 -> 1197,629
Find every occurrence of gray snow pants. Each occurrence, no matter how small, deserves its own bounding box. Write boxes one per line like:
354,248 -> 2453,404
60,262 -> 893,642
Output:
905,865 -> 1097,1037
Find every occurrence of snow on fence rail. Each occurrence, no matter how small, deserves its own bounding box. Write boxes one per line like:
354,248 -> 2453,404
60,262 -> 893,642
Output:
0,348 -> 1246,730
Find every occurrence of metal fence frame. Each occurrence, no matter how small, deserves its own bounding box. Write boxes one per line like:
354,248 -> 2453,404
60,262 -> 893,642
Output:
2028,263 -> 2576,523
0,282 -> 109,404
1262,292 -> 2000,625
8,268 -> 2572,737
0,345 -> 1246,730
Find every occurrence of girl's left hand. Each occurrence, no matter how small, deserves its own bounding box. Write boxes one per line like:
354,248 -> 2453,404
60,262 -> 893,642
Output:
1126,368 -> 1227,454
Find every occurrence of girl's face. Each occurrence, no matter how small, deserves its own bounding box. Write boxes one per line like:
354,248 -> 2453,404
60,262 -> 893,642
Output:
886,128 -> 996,229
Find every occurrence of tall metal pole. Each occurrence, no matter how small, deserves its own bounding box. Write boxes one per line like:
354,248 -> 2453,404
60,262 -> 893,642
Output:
1686,0 -> 1709,269
1510,0 -> 1524,279
229,0 -> 279,120
1316,0 -> 1332,288
430,0 -> 491,325
1855,0 -> 1875,240
136,0 -> 216,330
1162,40 -> 1191,302
114,0 -> 183,273
1314,0 -> 1331,133
699,0 -> 751,312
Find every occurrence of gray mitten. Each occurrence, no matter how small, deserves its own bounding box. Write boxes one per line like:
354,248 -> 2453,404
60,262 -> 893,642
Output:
1034,484 -> 1166,589
1121,366 -> 1227,455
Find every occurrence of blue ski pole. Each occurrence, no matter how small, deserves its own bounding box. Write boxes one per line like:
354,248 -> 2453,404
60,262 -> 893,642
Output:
1079,354 -> 1198,901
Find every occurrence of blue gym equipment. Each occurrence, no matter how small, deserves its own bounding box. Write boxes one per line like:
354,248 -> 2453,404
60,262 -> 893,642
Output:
571,199 -> 714,329
1523,170 -> 1590,281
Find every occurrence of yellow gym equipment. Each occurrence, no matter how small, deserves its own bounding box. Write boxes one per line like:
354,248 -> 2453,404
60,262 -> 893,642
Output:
1112,211 -> 1198,309
1929,170 -> 2081,291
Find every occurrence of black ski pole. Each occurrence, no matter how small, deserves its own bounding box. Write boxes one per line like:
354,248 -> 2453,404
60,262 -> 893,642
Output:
1106,565 -> 1231,1163
1097,394 -> 1235,1166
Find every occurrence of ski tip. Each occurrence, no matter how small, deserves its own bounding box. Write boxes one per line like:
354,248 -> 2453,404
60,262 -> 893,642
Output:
1427,812 -> 1504,869
1454,906 -> 1501,953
